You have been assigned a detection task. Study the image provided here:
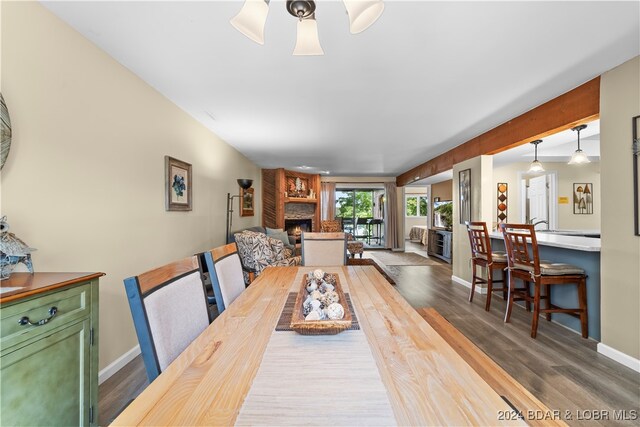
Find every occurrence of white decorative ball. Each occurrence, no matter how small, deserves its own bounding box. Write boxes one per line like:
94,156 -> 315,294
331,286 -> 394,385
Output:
310,290 -> 323,301
326,303 -> 345,320
313,269 -> 325,280
306,281 -> 318,293
322,290 -> 339,306
305,310 -> 321,321
311,300 -> 322,311
320,282 -> 334,292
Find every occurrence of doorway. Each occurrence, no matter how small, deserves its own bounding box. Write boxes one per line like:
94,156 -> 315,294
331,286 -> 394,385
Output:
518,171 -> 558,230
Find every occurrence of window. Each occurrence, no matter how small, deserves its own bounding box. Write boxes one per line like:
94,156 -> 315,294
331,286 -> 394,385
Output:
406,195 -> 428,217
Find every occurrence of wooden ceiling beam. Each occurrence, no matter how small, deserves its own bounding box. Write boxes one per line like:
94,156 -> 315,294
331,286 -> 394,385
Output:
396,77 -> 600,187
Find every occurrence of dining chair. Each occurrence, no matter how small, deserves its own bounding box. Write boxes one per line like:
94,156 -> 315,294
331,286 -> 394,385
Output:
500,223 -> 588,338
465,221 -> 508,311
301,231 -> 347,266
201,243 -> 246,314
123,256 -> 210,382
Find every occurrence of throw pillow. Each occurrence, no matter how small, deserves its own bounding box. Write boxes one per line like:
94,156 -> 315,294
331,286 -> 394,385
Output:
266,228 -> 294,251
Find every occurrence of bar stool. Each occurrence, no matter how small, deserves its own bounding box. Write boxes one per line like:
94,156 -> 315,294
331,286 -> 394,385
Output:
465,222 -> 509,311
499,223 -> 588,339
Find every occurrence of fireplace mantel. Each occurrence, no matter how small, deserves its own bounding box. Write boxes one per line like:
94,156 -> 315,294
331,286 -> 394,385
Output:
262,168 -> 321,232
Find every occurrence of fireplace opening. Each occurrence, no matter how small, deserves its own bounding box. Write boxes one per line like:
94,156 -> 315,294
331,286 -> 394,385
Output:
284,219 -> 312,242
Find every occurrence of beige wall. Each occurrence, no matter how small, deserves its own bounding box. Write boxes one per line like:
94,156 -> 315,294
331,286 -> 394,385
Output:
404,186 -> 428,238
493,161 -> 601,230
452,156 -> 493,281
0,2 -> 261,370
431,179 -> 453,203
600,56 -> 640,360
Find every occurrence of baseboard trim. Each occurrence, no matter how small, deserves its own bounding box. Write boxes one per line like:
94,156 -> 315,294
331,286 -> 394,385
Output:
597,343 -> 640,373
451,275 -> 487,294
99,345 -> 141,385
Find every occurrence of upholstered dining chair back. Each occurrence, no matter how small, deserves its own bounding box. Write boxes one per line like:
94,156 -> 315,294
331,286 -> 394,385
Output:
301,232 -> 347,266
124,256 -> 210,382
203,243 -> 245,314
320,219 -> 342,233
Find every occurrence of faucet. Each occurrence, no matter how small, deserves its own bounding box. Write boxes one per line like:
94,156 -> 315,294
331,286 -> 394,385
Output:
533,220 -> 550,230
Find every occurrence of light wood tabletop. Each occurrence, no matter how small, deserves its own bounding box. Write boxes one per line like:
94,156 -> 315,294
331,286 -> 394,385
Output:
112,266 -> 562,426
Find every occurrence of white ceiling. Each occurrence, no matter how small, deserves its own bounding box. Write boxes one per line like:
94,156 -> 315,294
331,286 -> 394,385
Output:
42,1 -> 639,176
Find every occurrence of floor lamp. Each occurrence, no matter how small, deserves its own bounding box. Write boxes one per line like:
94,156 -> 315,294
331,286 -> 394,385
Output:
226,179 -> 253,243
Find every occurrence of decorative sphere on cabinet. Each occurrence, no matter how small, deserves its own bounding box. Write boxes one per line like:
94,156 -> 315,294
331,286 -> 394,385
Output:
313,269 -> 325,280
326,303 -> 345,320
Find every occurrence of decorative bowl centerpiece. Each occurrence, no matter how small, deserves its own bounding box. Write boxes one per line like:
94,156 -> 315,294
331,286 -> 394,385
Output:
290,269 -> 352,335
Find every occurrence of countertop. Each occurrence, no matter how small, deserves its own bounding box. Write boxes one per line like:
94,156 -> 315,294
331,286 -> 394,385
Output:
489,231 -> 601,252
0,272 -> 105,304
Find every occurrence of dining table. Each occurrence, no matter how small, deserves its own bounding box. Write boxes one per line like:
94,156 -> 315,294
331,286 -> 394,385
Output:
112,265 -> 561,426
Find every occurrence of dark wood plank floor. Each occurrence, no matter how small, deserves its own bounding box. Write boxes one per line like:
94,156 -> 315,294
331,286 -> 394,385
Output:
99,242 -> 640,426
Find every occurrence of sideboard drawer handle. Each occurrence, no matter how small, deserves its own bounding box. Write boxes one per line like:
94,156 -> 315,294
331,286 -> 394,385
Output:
18,306 -> 58,326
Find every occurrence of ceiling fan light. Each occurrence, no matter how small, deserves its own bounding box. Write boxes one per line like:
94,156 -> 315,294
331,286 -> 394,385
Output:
343,0 -> 385,34
293,17 -> 324,56
230,0 -> 269,45
528,160 -> 545,173
568,149 -> 591,165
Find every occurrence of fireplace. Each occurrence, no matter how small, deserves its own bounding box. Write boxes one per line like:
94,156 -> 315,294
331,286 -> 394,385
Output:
285,219 -> 313,242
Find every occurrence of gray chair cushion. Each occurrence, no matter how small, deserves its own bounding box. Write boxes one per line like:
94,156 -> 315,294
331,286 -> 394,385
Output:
476,251 -> 507,262
513,260 -> 584,276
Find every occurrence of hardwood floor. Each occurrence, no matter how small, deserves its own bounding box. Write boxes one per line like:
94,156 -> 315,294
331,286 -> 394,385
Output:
99,242 -> 639,426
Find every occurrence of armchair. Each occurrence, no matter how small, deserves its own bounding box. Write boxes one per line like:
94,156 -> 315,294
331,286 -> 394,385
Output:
320,220 -> 364,258
234,230 -> 302,284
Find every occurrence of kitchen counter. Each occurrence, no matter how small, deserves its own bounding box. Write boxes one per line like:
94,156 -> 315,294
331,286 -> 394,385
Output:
490,231 -> 601,340
489,230 -> 600,252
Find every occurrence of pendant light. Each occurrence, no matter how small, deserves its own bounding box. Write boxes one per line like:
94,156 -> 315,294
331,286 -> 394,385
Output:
568,124 -> 590,165
293,12 -> 324,56
528,139 -> 545,173
343,0 -> 385,34
230,0 -> 270,45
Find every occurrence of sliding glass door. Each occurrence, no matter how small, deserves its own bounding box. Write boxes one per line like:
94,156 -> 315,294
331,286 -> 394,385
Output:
335,189 -> 384,247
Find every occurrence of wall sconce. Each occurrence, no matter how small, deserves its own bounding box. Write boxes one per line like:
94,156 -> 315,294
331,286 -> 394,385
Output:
226,179 -> 253,243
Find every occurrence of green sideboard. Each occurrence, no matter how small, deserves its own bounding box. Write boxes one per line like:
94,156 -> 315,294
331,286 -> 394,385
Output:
0,272 -> 104,426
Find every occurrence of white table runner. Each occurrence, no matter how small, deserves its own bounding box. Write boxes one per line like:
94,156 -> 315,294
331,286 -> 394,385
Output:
236,330 -> 396,426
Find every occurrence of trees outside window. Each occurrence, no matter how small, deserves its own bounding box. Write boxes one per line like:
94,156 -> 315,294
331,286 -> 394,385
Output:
406,195 -> 428,217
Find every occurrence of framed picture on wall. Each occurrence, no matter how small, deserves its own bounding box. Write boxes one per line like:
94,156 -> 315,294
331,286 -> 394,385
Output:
165,156 -> 192,211
633,115 -> 640,235
573,183 -> 593,214
240,187 -> 254,217
459,169 -> 471,224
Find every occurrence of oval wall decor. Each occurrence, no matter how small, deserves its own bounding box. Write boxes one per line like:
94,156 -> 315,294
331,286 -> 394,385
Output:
0,93 -> 11,171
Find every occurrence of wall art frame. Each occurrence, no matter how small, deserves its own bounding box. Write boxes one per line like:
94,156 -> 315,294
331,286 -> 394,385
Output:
459,168 -> 471,224
633,115 -> 640,235
240,187 -> 254,217
573,183 -> 593,215
165,156 -> 192,211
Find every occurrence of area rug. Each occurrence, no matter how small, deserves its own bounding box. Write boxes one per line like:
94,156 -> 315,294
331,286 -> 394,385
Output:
347,258 -> 396,285
369,250 -> 441,266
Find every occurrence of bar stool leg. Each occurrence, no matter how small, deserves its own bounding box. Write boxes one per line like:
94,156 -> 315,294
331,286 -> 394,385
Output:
469,261 -> 476,302
544,284 -> 551,321
485,266 -> 493,311
504,272 -> 515,323
578,277 -> 589,338
502,268 -> 508,300
531,282 -> 541,338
